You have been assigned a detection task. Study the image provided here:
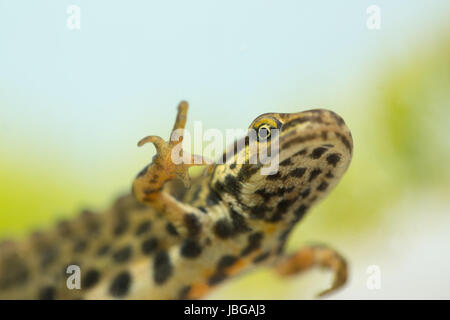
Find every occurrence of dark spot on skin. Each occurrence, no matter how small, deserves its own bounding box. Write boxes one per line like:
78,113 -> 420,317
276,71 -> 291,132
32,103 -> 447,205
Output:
80,210 -> 100,235
310,147 -> 328,159
141,237 -> 158,255
237,164 -> 260,181
73,239 -> 87,253
274,201 -> 292,221
223,175 -> 241,197
266,171 -> 282,181
57,220 -> 72,237
178,285 -> 191,299
293,149 -> 307,157
153,251 -> 173,285
213,180 -> 226,193
280,158 -> 292,166
308,169 -> 322,182
135,221 -> 152,236
97,244 -> 111,257
279,227 -> 294,242
113,246 -> 132,263
253,252 -> 270,263
335,132 -> 352,152
40,246 -> 59,268
321,131 -> 328,140
206,189 -> 222,206
230,209 -> 251,234
180,239 -> 203,258
110,271 -> 131,297
184,214 -> 202,237
300,188 -> 310,198
326,171 -> 334,178
214,219 -> 234,239
317,181 -> 329,191
290,167 -> 306,178
241,232 -> 264,256
255,188 -> 273,202
330,111 -> 345,127
38,286 -> 55,300
215,209 -> 251,238
113,218 -> 129,236
82,269 -> 100,289
277,186 -> 294,197
249,204 -> 267,219
208,272 -> 227,285
293,204 -> 308,220
326,153 -> 341,167
217,255 -> 238,270
166,222 -> 179,236
269,198 -> 296,222
85,220 -> 100,235
197,206 -> 207,214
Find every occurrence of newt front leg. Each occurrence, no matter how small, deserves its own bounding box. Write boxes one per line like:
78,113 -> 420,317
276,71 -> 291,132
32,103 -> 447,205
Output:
132,101 -> 209,236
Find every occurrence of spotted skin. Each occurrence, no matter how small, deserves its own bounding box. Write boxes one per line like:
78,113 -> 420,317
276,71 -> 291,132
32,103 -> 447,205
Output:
0,101 -> 352,299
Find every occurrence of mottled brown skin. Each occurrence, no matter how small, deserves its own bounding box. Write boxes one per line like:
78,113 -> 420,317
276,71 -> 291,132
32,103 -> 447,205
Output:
0,101 -> 353,299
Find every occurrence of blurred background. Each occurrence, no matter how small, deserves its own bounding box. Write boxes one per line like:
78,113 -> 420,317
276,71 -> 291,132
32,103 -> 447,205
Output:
0,1 -> 449,299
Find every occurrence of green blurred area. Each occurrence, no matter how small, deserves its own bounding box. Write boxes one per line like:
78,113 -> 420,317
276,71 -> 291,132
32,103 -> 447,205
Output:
309,33 -> 450,237
0,25 -> 449,299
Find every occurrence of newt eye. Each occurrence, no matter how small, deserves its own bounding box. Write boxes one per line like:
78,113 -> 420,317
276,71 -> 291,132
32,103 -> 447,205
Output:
257,124 -> 272,141
251,116 -> 281,142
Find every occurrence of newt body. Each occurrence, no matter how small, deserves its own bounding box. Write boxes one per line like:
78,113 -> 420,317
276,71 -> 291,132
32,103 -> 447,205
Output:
0,101 -> 352,299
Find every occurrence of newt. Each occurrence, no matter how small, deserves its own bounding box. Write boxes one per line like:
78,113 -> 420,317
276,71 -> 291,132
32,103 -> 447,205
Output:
0,101 -> 353,299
